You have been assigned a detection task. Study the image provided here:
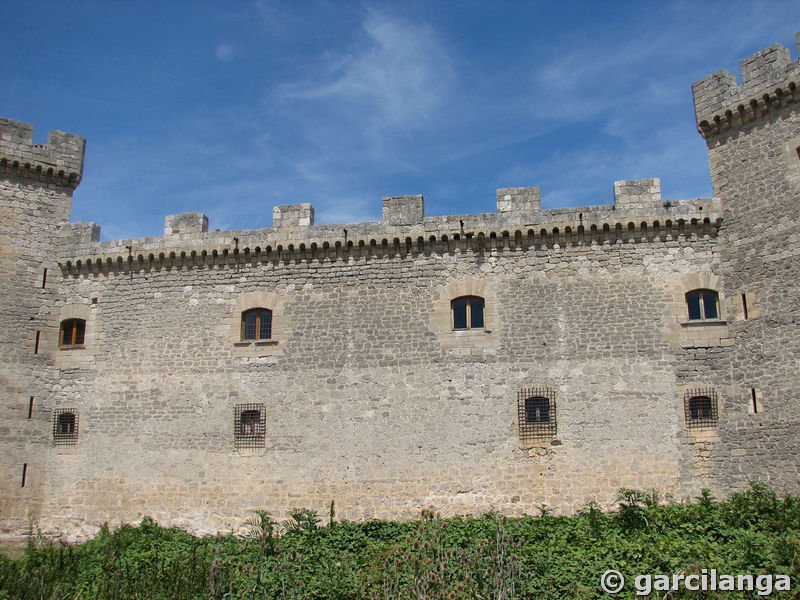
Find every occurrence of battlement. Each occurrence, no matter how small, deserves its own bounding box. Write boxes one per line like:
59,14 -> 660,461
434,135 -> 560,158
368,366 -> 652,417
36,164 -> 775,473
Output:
0,118 -> 85,188
58,178 -> 721,273
692,33 -> 800,138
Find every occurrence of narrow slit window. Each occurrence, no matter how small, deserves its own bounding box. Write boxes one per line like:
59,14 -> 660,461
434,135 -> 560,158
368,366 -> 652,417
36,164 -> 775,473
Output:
741,293 -> 749,320
451,296 -> 485,330
751,388 -> 758,413
34,331 -> 40,354
28,397 -> 34,419
21,463 -> 27,488
41,268 -> 47,289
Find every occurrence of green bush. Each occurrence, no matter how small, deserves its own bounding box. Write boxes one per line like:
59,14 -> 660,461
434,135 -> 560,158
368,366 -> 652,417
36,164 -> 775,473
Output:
0,483 -> 797,599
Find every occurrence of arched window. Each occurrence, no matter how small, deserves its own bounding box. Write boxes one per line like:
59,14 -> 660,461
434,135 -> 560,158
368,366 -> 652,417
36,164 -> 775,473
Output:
684,388 -> 719,428
234,403 -> 266,448
241,309 -> 272,341
53,408 -> 79,444
59,319 -> 86,347
451,296 -> 484,330
685,289 -> 719,321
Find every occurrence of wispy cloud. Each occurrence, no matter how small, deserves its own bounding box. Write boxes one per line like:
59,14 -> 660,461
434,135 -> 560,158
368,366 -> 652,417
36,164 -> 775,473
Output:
276,8 -> 454,135
215,43 -> 234,62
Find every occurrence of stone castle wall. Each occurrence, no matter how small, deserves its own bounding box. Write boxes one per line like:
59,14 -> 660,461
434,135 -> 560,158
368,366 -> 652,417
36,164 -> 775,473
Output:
1,35 -> 800,542
692,36 -> 800,496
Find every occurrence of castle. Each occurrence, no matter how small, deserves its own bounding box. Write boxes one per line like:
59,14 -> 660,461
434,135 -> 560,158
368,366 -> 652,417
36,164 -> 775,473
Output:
1,35 -> 799,543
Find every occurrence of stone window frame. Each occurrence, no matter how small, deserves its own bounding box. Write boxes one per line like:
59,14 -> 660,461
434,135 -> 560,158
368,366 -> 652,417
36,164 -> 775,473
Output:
59,318 -> 86,348
50,302 -> 97,369
234,403 -> 266,448
228,291 -> 292,357
53,408 -> 79,445
663,273 -> 732,349
430,279 -> 500,354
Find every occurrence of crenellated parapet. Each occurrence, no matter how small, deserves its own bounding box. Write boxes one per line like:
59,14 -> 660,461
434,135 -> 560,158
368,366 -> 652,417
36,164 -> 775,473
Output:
0,118 -> 86,188
692,34 -> 800,139
58,178 -> 722,276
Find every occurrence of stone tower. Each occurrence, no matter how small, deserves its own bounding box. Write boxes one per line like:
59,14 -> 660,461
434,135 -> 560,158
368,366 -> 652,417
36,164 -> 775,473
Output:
0,119 -> 85,533
692,35 -> 800,491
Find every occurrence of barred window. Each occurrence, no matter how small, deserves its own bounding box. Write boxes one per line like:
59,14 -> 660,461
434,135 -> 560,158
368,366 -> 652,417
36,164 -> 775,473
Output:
59,319 -> 86,347
686,290 -> 719,321
53,408 -> 79,445
241,309 -> 272,341
234,403 -> 266,448
517,387 -> 557,440
684,389 -> 719,428
452,296 -> 484,330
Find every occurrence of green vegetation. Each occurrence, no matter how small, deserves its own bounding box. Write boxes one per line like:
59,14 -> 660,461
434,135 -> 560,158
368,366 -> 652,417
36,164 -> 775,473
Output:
0,484 -> 797,599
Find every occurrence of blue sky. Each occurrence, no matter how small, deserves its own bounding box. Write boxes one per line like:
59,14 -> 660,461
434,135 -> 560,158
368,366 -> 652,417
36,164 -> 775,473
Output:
3,1 -> 800,241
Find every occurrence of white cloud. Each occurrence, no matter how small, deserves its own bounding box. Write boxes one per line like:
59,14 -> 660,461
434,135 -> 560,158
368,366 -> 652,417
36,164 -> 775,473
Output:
215,43 -> 234,62
277,9 -> 454,132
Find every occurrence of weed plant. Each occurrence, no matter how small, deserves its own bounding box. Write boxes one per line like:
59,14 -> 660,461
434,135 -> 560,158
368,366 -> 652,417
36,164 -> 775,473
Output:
0,483 -> 797,599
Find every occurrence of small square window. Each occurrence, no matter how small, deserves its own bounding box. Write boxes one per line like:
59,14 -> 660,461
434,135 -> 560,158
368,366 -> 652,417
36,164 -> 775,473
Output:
517,387 -> 557,440
53,408 -> 79,445
684,389 -> 719,429
234,403 -> 266,448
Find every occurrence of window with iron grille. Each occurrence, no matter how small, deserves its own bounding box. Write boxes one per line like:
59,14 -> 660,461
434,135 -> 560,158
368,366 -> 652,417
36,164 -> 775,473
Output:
59,319 -> 86,347
53,408 -> 79,445
241,309 -> 272,341
234,403 -> 266,448
684,388 -> 719,428
517,387 -> 557,440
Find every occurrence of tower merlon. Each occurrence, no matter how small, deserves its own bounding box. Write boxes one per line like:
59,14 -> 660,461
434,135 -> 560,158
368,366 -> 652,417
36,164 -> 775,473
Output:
273,203 -> 315,229
496,187 -> 541,214
382,195 -> 424,226
59,222 -> 101,246
0,118 -> 85,187
692,34 -> 800,136
165,213 -> 209,236
613,178 -> 661,208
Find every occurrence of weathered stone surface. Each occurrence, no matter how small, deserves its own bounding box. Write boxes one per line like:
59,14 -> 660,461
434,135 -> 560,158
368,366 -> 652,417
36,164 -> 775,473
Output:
0,34 -> 798,542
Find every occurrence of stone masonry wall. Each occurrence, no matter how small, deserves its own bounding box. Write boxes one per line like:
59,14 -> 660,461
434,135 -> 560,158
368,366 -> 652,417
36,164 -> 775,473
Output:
3,34 -> 800,542
27,230 -> 729,540
0,119 -> 84,538
693,38 -> 800,495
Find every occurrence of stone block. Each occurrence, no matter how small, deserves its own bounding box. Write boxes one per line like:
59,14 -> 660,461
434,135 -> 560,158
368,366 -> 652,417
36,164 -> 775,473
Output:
496,187 -> 541,215
382,195 -> 424,226
273,203 -> 314,229
613,179 -> 661,209
164,213 -> 209,235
